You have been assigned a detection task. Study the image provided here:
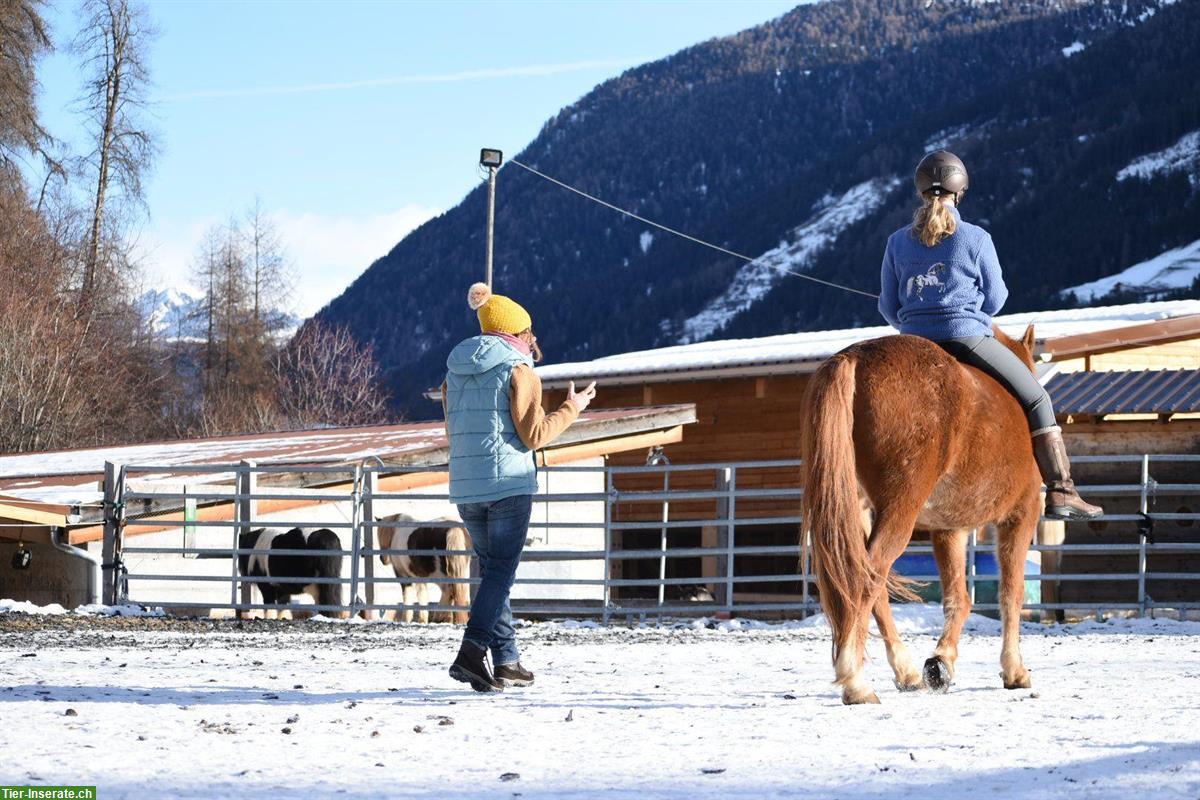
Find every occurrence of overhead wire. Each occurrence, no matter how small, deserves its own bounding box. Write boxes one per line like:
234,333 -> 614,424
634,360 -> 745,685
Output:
507,158 -> 880,300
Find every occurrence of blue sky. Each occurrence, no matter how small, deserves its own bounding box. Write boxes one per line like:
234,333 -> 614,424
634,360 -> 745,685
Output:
35,0 -> 800,314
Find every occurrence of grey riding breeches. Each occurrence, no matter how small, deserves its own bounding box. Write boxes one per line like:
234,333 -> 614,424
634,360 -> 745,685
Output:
934,334 -> 1057,433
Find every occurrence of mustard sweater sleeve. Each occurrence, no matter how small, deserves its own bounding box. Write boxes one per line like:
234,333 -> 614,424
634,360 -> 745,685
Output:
509,364 -> 580,451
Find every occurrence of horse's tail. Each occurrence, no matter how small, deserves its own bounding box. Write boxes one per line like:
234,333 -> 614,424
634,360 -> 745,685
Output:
803,354 -> 876,667
444,526 -> 471,624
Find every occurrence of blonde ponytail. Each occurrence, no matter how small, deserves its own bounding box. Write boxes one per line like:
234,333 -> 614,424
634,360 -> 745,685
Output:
911,197 -> 958,247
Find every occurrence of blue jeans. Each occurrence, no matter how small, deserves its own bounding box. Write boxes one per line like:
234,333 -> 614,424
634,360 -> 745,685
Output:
457,493 -> 532,666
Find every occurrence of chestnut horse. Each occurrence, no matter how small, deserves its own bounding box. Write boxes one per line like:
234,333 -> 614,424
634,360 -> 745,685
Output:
802,325 -> 1042,704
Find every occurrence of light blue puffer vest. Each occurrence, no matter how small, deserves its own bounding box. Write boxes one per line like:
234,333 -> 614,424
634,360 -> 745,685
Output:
445,335 -> 538,504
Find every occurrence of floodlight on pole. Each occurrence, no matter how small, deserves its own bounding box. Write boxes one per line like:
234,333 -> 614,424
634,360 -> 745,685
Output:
480,148 -> 503,288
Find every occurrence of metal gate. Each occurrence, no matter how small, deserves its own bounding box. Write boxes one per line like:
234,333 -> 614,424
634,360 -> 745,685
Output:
100,455 -> 1200,621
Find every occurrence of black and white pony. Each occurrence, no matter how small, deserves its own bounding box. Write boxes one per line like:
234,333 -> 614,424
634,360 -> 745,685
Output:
376,514 -> 471,624
237,527 -> 346,619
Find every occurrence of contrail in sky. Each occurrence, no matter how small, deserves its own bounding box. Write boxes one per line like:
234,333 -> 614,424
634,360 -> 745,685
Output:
166,58 -> 647,100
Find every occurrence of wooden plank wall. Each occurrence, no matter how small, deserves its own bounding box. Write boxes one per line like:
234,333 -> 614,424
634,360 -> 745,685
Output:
1053,337 -> 1200,373
546,376 -> 808,602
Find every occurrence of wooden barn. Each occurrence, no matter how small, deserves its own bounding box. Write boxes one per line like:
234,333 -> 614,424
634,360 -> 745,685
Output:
528,299 -> 1200,615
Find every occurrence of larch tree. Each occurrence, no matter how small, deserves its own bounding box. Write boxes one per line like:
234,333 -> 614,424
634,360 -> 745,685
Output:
246,198 -> 292,338
73,0 -> 156,306
0,0 -> 53,176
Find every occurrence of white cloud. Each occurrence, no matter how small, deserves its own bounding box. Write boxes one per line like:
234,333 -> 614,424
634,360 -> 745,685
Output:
166,59 -> 647,101
135,205 -> 439,318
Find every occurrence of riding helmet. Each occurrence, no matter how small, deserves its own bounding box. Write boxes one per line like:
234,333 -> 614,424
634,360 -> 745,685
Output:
915,150 -> 969,198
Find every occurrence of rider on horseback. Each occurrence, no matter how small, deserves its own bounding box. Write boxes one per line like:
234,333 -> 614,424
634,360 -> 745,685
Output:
877,150 -> 1103,521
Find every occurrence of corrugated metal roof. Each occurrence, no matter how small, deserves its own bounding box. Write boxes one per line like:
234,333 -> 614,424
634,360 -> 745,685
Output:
1046,369 -> 1200,415
0,405 -> 697,508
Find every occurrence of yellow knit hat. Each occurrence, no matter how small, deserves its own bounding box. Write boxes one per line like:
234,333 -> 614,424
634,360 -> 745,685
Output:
468,282 -> 532,334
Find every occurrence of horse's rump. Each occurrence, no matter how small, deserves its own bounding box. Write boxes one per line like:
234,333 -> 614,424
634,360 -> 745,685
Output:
842,334 -> 1034,526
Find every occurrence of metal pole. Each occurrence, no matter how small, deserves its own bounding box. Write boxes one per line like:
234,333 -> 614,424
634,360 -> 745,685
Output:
602,467 -> 613,624
235,461 -> 256,617
112,464 -> 128,603
362,468 -> 378,620
485,165 -> 497,287
347,463 -> 363,618
1138,454 -> 1149,618
725,467 -> 736,615
658,470 -> 669,608
967,527 -> 977,605
801,528 -> 812,619
101,461 -> 121,605
644,446 -> 671,609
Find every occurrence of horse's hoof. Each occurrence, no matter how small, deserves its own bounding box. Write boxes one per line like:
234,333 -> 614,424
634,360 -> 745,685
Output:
1003,670 -> 1032,690
895,680 -> 924,693
842,691 -> 881,705
923,657 -> 952,693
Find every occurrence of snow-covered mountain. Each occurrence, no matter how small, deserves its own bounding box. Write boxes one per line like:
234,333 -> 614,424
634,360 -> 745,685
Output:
136,288 -> 301,342
676,176 -> 901,344
137,287 -> 206,341
1064,239 -> 1200,303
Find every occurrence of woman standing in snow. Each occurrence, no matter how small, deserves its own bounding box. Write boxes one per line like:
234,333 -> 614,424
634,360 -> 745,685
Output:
442,283 -> 596,692
877,150 -> 1102,520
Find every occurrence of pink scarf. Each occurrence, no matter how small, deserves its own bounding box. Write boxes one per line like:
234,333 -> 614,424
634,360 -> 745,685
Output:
484,331 -> 531,356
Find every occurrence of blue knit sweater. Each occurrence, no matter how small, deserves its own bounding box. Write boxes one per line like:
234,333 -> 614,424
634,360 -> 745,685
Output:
877,205 -> 1008,340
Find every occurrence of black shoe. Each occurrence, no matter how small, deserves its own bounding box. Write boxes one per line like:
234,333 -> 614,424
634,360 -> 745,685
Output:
448,642 -> 503,693
494,662 -> 535,688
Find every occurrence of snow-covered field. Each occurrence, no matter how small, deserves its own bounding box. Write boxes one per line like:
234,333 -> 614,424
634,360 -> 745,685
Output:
2,605 -> 1199,799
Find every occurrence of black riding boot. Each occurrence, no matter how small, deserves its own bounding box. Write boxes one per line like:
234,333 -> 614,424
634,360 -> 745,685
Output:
1032,427 -> 1103,520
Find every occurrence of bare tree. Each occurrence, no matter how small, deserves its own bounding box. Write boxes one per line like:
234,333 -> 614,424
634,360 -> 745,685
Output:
181,212 -> 295,436
0,183 -> 105,452
73,0 -> 156,305
275,322 -> 392,429
0,0 -> 54,177
245,198 -> 292,336
219,216 -> 248,378
188,225 -> 223,381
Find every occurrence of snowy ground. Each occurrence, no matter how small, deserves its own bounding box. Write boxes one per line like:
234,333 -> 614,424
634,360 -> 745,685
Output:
2,605 -> 1199,799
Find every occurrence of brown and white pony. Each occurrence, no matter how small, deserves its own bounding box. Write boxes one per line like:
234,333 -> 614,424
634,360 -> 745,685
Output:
802,325 -> 1042,704
376,514 -> 471,624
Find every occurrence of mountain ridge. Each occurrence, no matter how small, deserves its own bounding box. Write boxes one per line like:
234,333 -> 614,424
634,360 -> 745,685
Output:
312,0 -> 1200,418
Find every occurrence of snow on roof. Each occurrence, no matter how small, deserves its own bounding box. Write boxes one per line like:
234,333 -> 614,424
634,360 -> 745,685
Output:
536,300 -> 1200,386
0,406 -> 697,508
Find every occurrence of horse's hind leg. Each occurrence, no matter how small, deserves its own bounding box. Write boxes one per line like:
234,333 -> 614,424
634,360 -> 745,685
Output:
997,498 -> 1039,689
872,593 -> 923,692
926,528 -> 971,692
836,502 -> 922,705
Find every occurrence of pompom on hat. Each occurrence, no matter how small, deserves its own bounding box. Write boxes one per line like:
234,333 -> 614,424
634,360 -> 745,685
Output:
467,282 -> 532,335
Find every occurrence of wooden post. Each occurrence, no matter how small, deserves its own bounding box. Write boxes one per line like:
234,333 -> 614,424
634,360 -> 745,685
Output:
101,461 -> 121,605
704,468 -> 731,607
1039,519 -> 1065,622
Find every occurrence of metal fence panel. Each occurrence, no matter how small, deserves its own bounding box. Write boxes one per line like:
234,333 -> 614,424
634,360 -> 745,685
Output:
103,456 -> 1200,622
